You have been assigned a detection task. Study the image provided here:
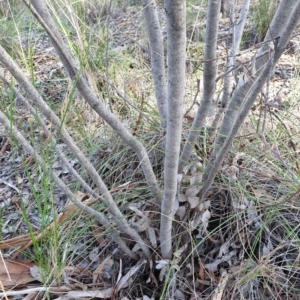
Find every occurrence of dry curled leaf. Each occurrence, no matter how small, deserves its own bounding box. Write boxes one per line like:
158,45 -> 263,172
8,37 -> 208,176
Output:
155,259 -> 169,270
185,186 -> 200,197
187,196 -> 200,209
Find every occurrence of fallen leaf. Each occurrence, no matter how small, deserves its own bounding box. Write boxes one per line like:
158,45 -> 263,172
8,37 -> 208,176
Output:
197,200 -> 210,212
198,260 -> 205,280
93,256 -> 113,283
0,259 -> 35,288
155,260 -> 169,270
29,265 -> 46,282
185,186 -> 200,197
89,247 -> 100,262
175,289 -> 186,300
187,196 -> 200,209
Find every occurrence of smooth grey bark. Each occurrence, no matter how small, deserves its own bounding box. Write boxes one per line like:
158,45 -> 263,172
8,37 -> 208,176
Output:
208,0 -> 297,164
208,78 -> 254,164
221,0 -> 250,108
219,1 -> 236,110
142,0 -> 167,129
210,0 -> 250,139
232,0 -> 249,51
0,110 -> 139,261
160,0 -> 186,260
0,45 -> 151,258
23,0 -> 162,204
178,0 -> 221,174
199,0 -> 300,200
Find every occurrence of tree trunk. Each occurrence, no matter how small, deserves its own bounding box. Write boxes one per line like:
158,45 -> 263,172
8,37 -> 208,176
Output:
24,0 -> 162,204
160,0 -> 186,260
210,0 -> 250,139
208,0 -> 298,168
199,0 -> 300,200
178,0 -> 221,174
142,0 -> 167,129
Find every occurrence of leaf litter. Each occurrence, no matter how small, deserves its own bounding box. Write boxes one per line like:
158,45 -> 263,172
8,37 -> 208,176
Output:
1,2 -> 300,300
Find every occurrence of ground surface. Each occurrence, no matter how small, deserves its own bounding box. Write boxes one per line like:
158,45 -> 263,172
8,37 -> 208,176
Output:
1,2 -> 300,300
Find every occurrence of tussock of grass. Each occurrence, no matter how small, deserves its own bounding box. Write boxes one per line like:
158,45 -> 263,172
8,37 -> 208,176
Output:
1,0 -> 300,299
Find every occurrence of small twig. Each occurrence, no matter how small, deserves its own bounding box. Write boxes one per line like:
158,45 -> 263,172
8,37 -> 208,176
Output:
0,137 -> 9,155
215,32 -> 300,63
0,286 -> 71,297
215,63 -> 241,82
